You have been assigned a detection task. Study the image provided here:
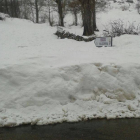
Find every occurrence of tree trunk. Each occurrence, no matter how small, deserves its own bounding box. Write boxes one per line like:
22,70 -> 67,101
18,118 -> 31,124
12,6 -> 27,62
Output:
10,0 -> 14,17
5,0 -> 9,14
13,0 -> 20,18
79,0 -> 96,36
35,0 -> 39,23
83,0 -> 94,36
93,0 -> 97,31
74,10 -> 77,26
57,0 -> 64,26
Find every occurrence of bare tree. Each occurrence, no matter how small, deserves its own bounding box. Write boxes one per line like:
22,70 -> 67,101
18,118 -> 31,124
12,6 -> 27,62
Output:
35,0 -> 39,23
54,0 -> 64,26
78,0 -> 96,36
27,0 -> 45,23
4,0 -> 9,14
45,0 -> 55,26
68,0 -> 81,26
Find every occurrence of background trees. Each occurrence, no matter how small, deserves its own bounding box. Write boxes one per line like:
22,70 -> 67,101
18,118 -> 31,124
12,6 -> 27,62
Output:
0,0 -> 103,36
28,0 -> 46,23
45,0 -> 54,26
68,0 -> 81,26
0,0 -> 20,18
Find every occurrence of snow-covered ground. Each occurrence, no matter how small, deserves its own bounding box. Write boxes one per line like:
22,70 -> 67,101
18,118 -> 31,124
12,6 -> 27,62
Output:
0,1 -> 140,127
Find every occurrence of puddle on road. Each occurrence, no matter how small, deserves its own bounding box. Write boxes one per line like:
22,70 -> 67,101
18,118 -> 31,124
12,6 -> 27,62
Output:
0,119 -> 140,140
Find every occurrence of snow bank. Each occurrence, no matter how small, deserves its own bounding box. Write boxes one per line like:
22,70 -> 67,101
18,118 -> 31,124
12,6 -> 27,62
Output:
0,63 -> 140,127
0,12 -> 10,20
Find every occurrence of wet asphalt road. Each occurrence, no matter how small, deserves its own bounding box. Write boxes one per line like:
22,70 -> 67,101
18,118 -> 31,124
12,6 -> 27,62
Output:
0,119 -> 140,140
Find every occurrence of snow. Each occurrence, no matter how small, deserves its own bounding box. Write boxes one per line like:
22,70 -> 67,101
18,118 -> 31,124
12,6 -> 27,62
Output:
0,1 -> 140,127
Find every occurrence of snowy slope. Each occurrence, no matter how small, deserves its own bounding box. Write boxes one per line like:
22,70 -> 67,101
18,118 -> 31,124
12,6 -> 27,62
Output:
0,2 -> 140,127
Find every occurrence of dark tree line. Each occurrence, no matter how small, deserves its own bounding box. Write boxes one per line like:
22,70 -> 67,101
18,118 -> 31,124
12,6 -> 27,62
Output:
0,0 -> 45,22
0,0 -> 20,18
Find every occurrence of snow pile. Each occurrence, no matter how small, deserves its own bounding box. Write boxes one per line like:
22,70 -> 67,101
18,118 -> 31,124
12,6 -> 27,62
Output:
0,63 -> 140,127
0,12 -> 9,20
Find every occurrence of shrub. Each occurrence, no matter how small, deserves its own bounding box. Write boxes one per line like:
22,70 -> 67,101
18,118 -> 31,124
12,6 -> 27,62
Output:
103,20 -> 140,37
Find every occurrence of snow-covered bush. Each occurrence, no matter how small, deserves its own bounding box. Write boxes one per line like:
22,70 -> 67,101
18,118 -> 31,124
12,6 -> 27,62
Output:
103,20 -> 140,37
0,13 -> 10,21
